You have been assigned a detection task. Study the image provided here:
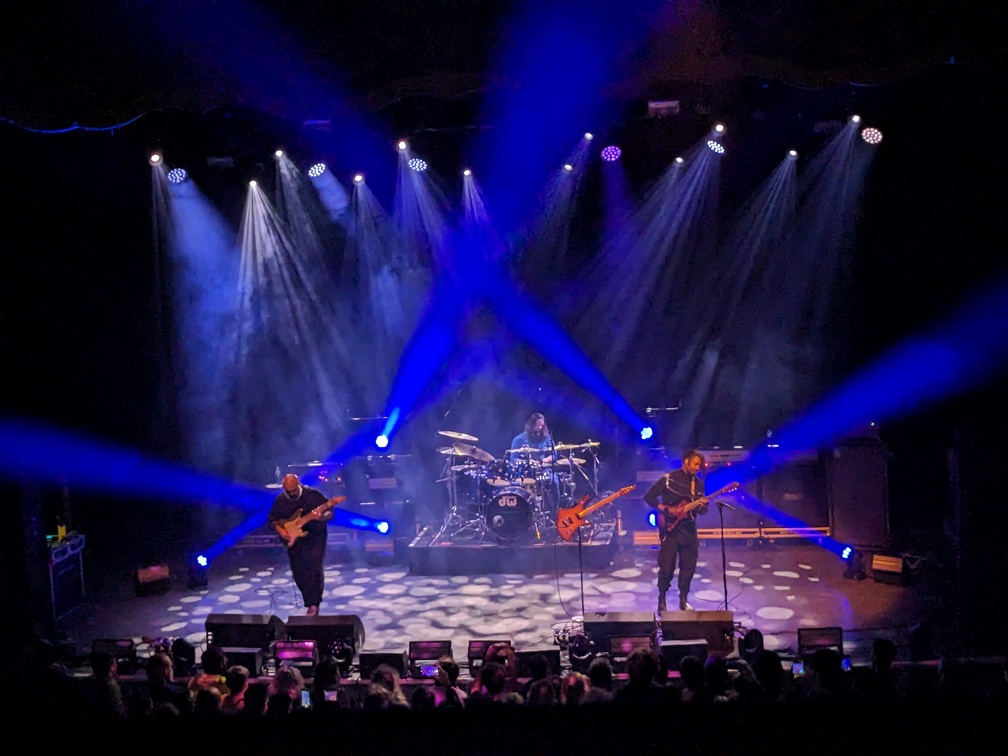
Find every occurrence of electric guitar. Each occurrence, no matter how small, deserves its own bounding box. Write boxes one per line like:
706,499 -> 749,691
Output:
273,496 -> 345,547
656,482 -> 739,536
556,485 -> 636,542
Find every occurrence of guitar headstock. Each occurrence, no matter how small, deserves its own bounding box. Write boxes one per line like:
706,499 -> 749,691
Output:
723,482 -> 740,494
619,485 -> 636,495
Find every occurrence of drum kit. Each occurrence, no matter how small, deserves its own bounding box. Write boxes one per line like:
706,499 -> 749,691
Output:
432,429 -> 605,545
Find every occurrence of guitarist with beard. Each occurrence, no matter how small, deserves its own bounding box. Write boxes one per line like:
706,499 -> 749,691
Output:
268,473 -> 335,616
644,450 -> 707,613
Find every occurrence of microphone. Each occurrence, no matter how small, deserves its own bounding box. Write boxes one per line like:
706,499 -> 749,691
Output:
715,499 -> 737,511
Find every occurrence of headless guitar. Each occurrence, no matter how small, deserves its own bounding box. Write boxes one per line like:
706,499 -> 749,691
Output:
656,482 -> 739,536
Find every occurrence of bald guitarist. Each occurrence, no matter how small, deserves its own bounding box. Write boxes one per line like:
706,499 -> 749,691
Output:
268,473 -> 340,616
644,450 -> 707,613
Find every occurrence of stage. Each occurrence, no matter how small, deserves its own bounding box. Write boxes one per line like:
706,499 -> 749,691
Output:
55,529 -> 946,670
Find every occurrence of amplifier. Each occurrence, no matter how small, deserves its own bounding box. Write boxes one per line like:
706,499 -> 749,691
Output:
50,534 -> 85,618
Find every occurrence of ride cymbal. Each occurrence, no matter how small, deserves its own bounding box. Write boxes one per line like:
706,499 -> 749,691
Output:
437,429 -> 479,442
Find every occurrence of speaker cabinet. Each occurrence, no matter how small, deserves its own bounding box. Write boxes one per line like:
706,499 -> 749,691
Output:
515,648 -> 561,678
287,614 -> 365,655
204,614 -> 287,649
50,535 -> 85,618
358,650 -> 407,680
828,439 -> 890,549
659,610 -> 734,655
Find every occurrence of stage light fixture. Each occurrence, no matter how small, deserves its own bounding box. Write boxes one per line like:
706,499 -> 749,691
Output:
167,168 -> 188,184
375,434 -> 389,448
861,127 -> 883,145
850,114 -> 862,124
275,150 -> 283,158
640,426 -> 653,441
149,153 -> 162,165
648,511 -> 658,528
842,547 -> 866,580
788,149 -> 798,158
354,173 -> 364,183
601,145 -> 622,162
308,162 -> 327,178
584,132 -> 594,141
187,554 -> 208,589
398,140 -> 408,151
376,521 -> 390,535
675,156 -> 684,164
714,123 -> 725,133
707,140 -> 725,154
408,157 -> 428,172
463,168 -> 472,177
249,180 -> 257,188
563,163 -> 573,172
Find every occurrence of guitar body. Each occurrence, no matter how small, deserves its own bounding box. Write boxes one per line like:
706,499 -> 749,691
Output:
274,496 -> 345,547
655,482 -> 739,538
555,485 -> 636,542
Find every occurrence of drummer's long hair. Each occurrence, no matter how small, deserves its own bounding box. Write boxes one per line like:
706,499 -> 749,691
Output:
525,412 -> 549,438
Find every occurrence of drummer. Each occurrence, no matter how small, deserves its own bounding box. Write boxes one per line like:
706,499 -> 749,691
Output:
509,412 -> 560,507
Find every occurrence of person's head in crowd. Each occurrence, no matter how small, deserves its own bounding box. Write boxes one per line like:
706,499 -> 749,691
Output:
193,686 -> 222,718
243,681 -> 270,716
678,655 -> 706,694
587,656 -> 614,691
266,691 -> 292,716
146,652 -> 174,684
91,650 -> 117,680
561,671 -> 591,706
626,648 -> 659,685
480,661 -> 507,697
200,646 -> 228,676
437,655 -> 461,687
411,686 -> 437,711
525,676 -> 559,706
524,653 -> 550,683
225,665 -> 250,698
872,638 -> 898,673
269,664 -> 305,701
752,650 -> 787,700
371,664 -> 409,706
704,656 -> 732,696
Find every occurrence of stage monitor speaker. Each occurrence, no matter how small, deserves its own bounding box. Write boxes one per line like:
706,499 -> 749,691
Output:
828,439 -> 890,549
287,614 -> 365,656
358,650 -> 407,680
797,626 -> 843,657
50,535 -> 86,617
660,639 -> 709,671
205,614 -> 287,650
515,648 -> 561,678
583,612 -> 655,650
467,639 -> 511,670
219,647 -> 265,677
871,554 -> 909,586
659,610 -> 734,655
92,638 -> 138,675
135,562 -> 170,597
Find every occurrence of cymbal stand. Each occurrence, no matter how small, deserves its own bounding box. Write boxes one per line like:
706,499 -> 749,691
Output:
431,453 -> 486,543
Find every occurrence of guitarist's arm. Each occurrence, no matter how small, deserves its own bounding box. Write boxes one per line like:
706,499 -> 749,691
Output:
642,476 -> 666,509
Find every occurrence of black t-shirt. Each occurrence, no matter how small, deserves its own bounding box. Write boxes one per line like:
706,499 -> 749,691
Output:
268,486 -> 330,543
643,469 -> 706,534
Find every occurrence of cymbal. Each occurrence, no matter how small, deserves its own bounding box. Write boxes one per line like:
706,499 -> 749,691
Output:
507,446 -> 539,454
451,463 -> 480,472
466,445 -> 496,463
438,429 -> 478,442
288,460 -> 324,468
578,441 -> 601,448
552,443 -> 581,451
438,445 -> 467,455
552,457 -> 587,466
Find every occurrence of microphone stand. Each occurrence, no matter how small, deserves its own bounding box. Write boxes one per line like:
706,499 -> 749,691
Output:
717,501 -> 729,612
555,435 -> 587,622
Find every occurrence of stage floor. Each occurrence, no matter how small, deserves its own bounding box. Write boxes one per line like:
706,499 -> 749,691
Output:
55,531 -> 947,668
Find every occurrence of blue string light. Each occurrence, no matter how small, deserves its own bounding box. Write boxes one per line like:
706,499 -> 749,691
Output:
0,111 -> 150,134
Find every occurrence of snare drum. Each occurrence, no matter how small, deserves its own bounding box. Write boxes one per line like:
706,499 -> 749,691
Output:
487,487 -> 535,542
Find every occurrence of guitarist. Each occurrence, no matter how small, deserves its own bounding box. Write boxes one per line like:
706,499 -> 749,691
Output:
268,474 -> 332,616
643,450 -> 707,613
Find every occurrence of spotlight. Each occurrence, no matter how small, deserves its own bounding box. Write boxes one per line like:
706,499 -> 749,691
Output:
648,511 -> 658,528
850,114 -> 862,124
861,127 -> 883,145
376,521 -> 390,535
584,132 -> 594,141
275,150 -> 284,158
308,162 -> 327,178
408,157 -> 428,172
167,168 -> 188,184
842,547 -> 867,580
375,434 -> 389,448
398,140 -> 408,151
600,145 -> 622,162
707,140 -> 725,154
714,123 -> 725,133
196,554 -> 208,568
463,168 -> 472,177
563,163 -> 573,172
187,556 -> 208,589
674,156 -> 684,164
788,149 -> 798,158
640,426 -> 653,441
354,173 -> 364,183
149,153 -> 162,165
249,180 -> 257,188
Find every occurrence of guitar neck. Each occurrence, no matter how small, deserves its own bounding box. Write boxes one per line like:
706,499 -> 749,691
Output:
577,488 -> 633,520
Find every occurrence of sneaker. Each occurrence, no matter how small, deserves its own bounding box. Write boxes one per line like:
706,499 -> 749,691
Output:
678,596 -> 694,611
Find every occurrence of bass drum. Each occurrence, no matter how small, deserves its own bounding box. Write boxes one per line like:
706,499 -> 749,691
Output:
487,486 -> 535,543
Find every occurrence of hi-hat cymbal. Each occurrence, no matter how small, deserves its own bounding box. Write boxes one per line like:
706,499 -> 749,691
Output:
552,443 -> 581,451
507,446 -> 539,454
577,440 -> 601,448
451,463 -> 480,472
438,429 -> 478,442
